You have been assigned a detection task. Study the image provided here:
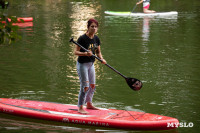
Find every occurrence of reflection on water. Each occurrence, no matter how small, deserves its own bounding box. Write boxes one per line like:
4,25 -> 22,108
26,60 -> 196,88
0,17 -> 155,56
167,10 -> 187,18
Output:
0,114 -> 129,133
13,22 -> 33,28
70,1 -> 101,39
142,17 -> 150,42
140,15 -> 178,74
142,15 -> 178,42
0,116 -> 91,132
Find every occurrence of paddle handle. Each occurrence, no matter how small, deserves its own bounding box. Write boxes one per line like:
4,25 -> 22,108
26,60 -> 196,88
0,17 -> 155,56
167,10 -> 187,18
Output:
69,38 -> 127,79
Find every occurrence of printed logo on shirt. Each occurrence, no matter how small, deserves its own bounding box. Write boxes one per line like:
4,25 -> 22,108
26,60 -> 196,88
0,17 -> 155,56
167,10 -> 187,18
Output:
88,43 -> 98,54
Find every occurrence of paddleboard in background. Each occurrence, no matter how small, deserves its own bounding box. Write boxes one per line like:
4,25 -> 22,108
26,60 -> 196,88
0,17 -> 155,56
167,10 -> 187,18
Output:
105,11 -> 178,17
13,17 -> 33,23
0,98 -> 179,130
1,17 -> 33,23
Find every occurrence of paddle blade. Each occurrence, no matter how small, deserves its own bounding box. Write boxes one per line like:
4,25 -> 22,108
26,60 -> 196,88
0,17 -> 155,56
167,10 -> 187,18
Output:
126,78 -> 143,91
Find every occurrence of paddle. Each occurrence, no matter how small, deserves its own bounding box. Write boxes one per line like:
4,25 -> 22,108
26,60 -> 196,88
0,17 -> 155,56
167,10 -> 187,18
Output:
131,4 -> 137,13
69,38 -> 143,91
129,3 -> 138,17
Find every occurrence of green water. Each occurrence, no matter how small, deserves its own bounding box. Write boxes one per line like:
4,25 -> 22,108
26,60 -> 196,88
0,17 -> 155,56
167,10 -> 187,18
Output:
0,0 -> 200,132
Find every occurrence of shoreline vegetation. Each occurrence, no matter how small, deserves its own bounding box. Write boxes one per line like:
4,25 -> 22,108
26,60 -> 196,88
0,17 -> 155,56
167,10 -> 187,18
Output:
0,0 -> 21,45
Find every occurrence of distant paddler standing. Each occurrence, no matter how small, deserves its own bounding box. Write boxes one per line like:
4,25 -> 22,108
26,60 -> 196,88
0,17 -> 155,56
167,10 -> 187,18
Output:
136,0 -> 156,13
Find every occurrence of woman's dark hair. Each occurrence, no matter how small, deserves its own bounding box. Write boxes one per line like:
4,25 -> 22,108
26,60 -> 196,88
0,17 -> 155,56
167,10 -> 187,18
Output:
87,18 -> 99,28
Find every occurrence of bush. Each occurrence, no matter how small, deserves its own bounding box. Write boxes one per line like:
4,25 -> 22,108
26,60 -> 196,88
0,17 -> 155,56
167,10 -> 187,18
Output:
0,14 -> 21,45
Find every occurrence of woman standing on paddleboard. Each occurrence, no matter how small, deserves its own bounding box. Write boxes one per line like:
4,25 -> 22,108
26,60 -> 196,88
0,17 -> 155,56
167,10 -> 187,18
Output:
136,0 -> 156,13
74,18 -> 106,114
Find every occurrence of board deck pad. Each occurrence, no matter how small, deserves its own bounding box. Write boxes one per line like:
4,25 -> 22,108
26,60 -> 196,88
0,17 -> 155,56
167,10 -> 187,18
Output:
0,98 -> 179,130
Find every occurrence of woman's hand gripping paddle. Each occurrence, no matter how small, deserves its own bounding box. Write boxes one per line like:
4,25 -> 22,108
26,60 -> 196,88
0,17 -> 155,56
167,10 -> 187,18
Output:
69,38 -> 143,91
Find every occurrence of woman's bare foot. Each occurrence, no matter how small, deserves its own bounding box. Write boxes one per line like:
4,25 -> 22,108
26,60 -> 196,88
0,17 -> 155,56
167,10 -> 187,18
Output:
78,105 -> 89,114
143,9 -> 156,13
86,102 -> 99,110
150,10 -> 156,13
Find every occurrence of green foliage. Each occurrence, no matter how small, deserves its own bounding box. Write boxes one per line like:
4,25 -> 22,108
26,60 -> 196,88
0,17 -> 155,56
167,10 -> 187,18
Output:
0,14 -> 21,45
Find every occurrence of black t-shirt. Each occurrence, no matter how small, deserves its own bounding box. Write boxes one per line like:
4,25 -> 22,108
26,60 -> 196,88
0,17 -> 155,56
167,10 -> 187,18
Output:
77,34 -> 100,63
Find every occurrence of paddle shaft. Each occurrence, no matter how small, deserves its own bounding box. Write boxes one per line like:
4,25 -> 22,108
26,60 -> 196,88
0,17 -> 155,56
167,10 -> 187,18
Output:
131,4 -> 137,13
131,0 -> 140,13
70,38 -> 127,79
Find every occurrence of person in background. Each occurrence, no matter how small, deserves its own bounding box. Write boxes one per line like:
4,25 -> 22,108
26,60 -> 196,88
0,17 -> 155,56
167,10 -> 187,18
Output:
136,0 -> 156,13
74,18 -> 106,114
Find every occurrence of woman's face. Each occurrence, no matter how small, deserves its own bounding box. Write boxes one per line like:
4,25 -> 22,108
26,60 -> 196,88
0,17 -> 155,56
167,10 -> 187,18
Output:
88,22 -> 98,34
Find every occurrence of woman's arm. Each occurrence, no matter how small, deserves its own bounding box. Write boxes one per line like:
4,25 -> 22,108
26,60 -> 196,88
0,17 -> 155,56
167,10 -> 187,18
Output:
96,45 -> 106,64
74,45 -> 92,56
136,0 -> 143,5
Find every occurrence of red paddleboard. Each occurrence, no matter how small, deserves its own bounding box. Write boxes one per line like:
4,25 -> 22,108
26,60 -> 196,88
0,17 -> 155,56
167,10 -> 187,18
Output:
12,17 -> 33,23
1,17 -> 33,23
0,98 -> 179,130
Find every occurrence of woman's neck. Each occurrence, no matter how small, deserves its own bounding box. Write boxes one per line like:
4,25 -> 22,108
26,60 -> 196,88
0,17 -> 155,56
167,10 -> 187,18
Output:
86,32 -> 94,39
